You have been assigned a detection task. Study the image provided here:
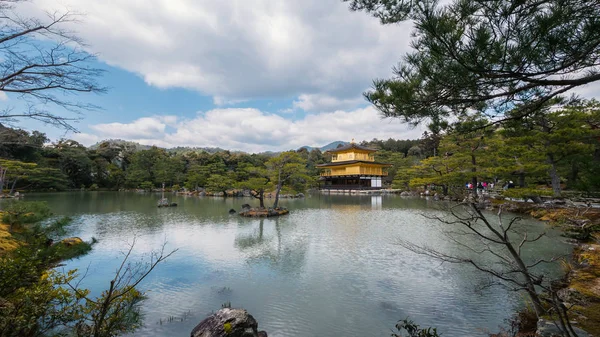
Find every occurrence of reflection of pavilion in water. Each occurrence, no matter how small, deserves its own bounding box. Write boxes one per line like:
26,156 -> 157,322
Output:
327,196 -> 383,211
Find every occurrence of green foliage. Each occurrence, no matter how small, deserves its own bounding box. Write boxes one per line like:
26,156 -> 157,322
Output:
389,100 -> 600,195
223,322 -> 232,333
0,159 -> 37,193
501,100 -> 600,196
184,164 -> 211,190
23,167 -> 69,191
205,174 -> 235,195
0,126 -> 47,162
0,204 -> 90,336
0,268 -> 86,337
0,201 -> 170,337
43,140 -> 94,188
1,106 -> 597,197
139,181 -> 154,191
392,318 -> 441,337
1,201 -> 52,228
346,0 -> 600,127
266,151 -> 310,208
501,188 -> 553,200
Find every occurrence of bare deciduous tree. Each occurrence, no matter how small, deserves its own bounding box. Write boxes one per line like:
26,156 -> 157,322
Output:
0,0 -> 105,131
66,237 -> 178,337
399,202 -> 579,336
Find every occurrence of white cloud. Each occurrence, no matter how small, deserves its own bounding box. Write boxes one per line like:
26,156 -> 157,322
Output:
72,132 -> 100,145
30,0 -> 412,104
212,96 -> 248,106
76,107 -> 424,152
278,108 -> 294,114
0,92 -> 8,101
572,82 -> 600,100
293,93 -> 366,112
89,116 -> 169,139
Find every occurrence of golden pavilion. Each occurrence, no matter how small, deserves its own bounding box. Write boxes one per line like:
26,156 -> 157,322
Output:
317,141 -> 392,190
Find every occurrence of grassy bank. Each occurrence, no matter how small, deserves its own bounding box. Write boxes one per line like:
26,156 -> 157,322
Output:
517,204 -> 600,335
0,222 -> 18,255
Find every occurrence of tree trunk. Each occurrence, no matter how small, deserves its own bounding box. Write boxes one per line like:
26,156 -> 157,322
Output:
9,178 -> 18,195
0,167 -> 5,193
273,169 -> 283,208
518,172 -> 526,188
273,183 -> 282,209
474,205 -> 546,316
568,161 -> 579,190
471,154 -> 478,198
251,190 -> 266,208
547,154 -> 561,197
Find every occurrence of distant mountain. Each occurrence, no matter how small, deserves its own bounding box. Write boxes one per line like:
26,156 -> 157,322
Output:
299,141 -> 348,152
88,139 -> 152,151
320,141 -> 348,151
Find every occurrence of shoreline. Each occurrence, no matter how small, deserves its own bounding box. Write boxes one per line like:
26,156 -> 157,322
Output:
483,198 -> 600,336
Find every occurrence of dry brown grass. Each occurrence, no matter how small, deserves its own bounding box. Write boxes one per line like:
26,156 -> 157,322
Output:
0,223 -> 19,255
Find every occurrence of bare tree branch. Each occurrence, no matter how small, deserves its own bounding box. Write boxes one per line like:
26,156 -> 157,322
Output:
0,0 -> 106,131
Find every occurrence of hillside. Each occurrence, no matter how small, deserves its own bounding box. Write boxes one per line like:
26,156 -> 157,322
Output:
89,139 -> 349,154
299,141 -> 348,152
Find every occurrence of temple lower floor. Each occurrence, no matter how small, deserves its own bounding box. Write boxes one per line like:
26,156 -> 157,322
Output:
320,175 -> 384,190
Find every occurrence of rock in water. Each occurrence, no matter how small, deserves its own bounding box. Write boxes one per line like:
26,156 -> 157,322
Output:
536,319 -> 589,337
190,308 -> 268,337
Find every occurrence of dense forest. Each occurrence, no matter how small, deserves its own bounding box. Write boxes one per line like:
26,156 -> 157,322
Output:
392,100 -> 600,198
0,124 -> 419,193
1,99 -> 599,199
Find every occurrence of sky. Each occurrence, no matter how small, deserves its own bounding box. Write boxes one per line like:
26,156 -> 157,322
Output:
2,0 -> 425,153
4,1 -> 599,153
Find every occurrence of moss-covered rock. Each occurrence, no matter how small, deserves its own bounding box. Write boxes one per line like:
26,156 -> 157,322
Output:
51,237 -> 92,261
190,308 -> 267,337
0,223 -> 19,255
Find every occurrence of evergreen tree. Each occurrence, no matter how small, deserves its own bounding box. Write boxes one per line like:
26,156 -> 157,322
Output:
345,0 -> 600,127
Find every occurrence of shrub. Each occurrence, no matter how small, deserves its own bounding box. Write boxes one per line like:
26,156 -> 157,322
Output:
502,188 -> 553,201
139,181 -> 153,191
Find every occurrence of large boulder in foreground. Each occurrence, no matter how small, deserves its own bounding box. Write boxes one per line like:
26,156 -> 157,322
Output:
190,308 -> 267,337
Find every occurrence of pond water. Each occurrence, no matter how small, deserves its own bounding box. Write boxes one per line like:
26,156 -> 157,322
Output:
25,192 -> 571,337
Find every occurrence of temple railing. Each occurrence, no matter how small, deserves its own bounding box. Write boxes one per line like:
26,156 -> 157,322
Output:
320,172 -> 388,177
320,185 -> 383,190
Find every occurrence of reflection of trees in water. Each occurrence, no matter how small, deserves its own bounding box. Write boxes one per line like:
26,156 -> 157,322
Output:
234,218 -> 307,274
234,219 -> 267,249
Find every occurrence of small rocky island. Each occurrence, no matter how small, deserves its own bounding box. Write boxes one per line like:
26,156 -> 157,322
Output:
237,204 -> 289,217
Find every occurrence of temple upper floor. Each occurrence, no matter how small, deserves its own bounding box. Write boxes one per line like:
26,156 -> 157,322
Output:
328,143 -> 378,163
331,151 -> 375,162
